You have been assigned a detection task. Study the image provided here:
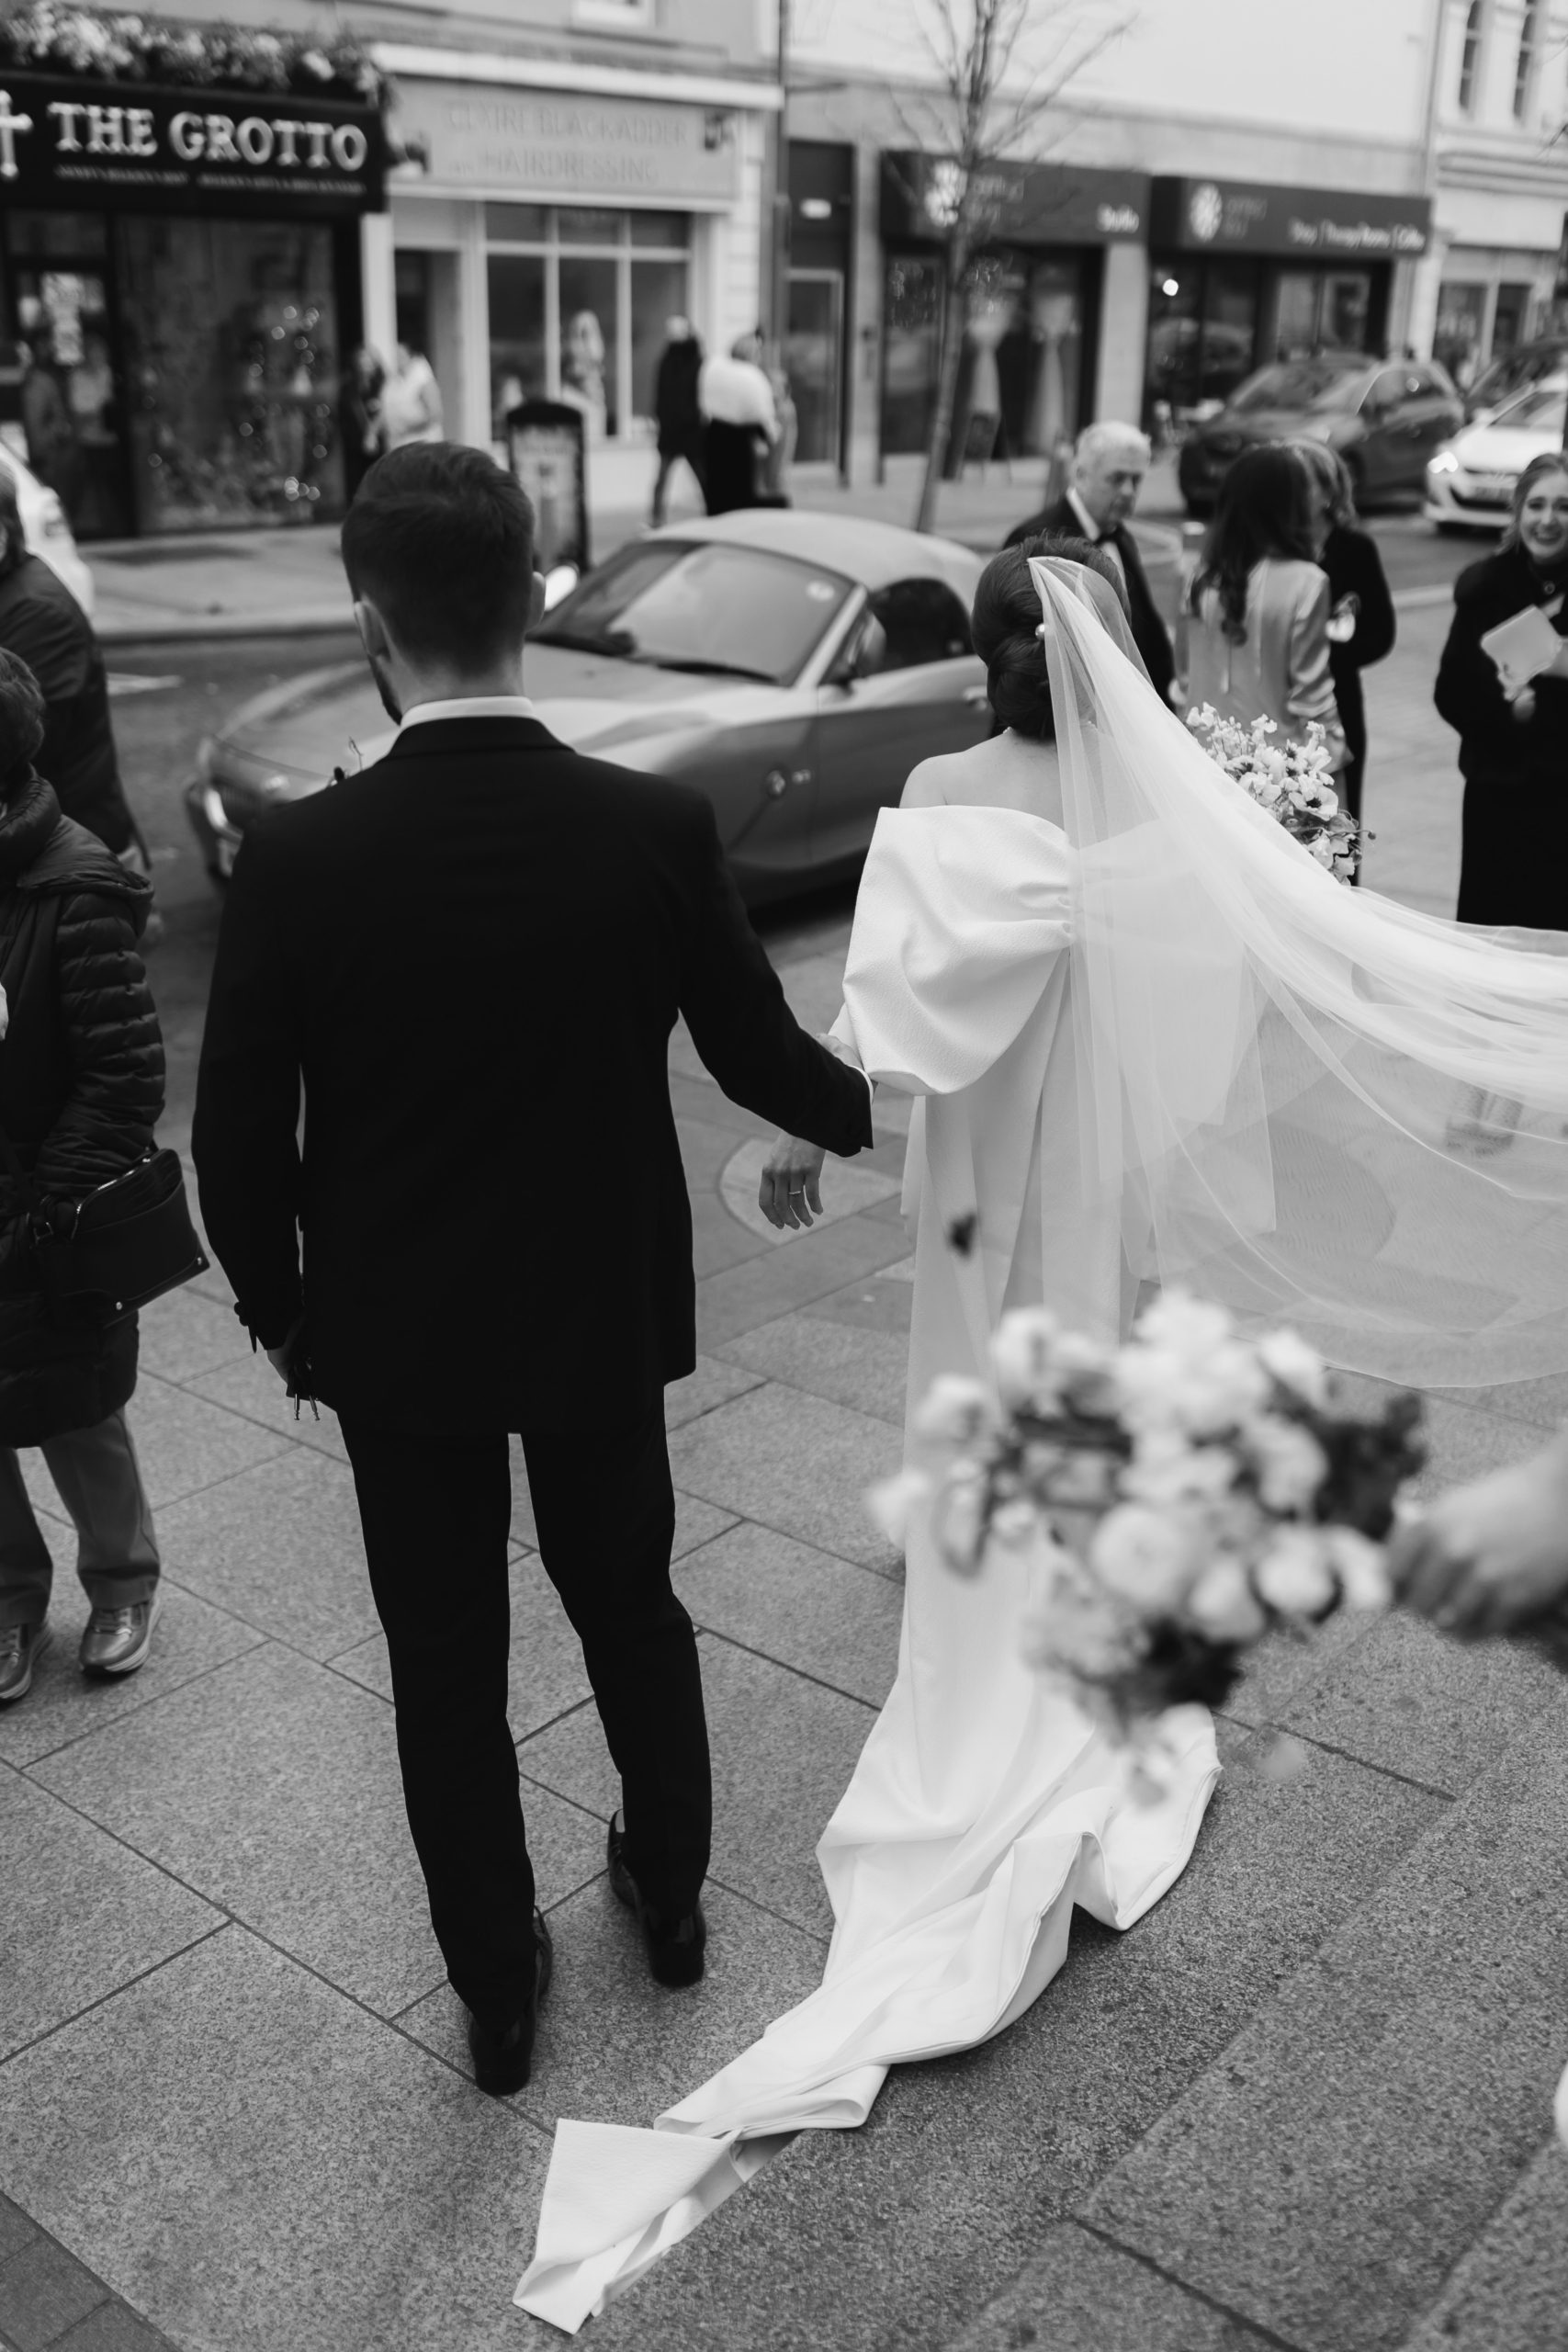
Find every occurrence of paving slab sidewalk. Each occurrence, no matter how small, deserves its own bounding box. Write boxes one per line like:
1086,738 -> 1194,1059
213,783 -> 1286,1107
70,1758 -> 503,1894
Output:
1,605 -> 1562,2352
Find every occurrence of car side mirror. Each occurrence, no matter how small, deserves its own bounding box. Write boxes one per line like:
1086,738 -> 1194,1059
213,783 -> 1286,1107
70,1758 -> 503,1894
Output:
826,614 -> 888,688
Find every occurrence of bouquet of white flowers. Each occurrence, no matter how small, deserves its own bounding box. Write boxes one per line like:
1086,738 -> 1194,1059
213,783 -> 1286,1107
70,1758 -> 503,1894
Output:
1188,705 -> 1363,879
872,1294 -> 1423,1778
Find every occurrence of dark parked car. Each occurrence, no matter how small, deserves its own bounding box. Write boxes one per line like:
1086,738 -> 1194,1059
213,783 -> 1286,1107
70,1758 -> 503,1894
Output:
1178,354 -> 1462,514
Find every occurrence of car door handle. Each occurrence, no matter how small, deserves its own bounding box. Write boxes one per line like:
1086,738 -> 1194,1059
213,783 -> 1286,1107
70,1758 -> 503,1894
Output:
764,767 -> 811,797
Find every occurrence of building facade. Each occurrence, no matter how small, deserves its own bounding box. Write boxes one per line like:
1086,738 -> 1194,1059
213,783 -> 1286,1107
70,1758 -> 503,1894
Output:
782,0 -> 1559,487
1413,0 -> 1568,385
0,0 -> 777,537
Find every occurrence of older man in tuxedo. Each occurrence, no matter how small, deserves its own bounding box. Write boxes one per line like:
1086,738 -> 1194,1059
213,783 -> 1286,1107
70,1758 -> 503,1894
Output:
193,443 -> 873,2097
1005,422 -> 1175,703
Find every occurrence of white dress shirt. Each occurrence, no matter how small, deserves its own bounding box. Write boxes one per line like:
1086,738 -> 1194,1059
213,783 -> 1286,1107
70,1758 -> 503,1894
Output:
391,693 -> 537,746
1066,487 -> 1126,589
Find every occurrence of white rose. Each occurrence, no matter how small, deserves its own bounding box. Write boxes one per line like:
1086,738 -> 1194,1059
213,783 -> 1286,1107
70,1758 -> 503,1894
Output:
1253,1527 -> 1336,1618
1247,1417 -> 1328,1513
1111,1342 -> 1191,1433
989,1307 -> 1060,1411
1185,1556 -> 1269,1643
913,1374 -> 993,1449
1124,1431 -> 1236,1507
866,1466 -> 931,1548
1257,1329 -> 1328,1407
1309,833 -> 1337,868
1135,1291 -> 1235,1358
1325,1526 -> 1392,1612
1179,1345 -> 1272,1437
1090,1502 -> 1198,1612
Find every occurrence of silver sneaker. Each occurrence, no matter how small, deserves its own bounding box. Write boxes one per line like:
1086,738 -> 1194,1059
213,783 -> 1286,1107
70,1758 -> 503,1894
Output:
80,1592 -> 161,1677
0,1622 -> 51,1702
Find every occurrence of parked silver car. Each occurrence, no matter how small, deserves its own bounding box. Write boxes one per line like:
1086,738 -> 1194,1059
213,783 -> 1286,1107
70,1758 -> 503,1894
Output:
186,511 -> 991,901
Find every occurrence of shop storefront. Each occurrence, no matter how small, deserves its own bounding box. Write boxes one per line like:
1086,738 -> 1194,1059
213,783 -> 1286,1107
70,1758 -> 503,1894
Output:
878,153 -> 1147,467
1145,176 -> 1431,430
787,141 -> 854,471
382,70 -> 765,465
0,71 -> 384,537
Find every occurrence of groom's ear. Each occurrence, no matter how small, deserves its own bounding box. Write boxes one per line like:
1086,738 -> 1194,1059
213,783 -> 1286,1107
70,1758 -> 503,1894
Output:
526,570 -> 547,632
353,595 -> 392,665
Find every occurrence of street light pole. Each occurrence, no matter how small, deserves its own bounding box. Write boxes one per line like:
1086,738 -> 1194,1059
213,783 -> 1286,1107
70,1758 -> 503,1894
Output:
771,0 -> 791,355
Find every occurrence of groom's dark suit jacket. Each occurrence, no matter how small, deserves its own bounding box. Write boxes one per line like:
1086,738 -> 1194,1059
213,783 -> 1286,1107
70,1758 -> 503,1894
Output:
193,713 -> 874,1432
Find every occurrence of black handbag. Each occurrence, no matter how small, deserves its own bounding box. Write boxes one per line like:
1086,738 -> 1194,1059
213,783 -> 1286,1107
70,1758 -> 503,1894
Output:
0,1130 -> 209,1319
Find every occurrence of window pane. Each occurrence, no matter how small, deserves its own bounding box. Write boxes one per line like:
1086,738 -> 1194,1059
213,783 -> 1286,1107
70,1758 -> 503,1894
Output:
535,541 -> 852,687
558,255 -> 618,437
487,254 -> 547,433
881,254 -> 942,456
558,209 -> 622,246
629,212 -> 689,248
117,216 -> 344,534
786,273 -> 841,465
867,580 -> 973,670
630,259 -> 689,428
486,204 -> 548,243
10,264 -> 128,537
7,213 -> 107,261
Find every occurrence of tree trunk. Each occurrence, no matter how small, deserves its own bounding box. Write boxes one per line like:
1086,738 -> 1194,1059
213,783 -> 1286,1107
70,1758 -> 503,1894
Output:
914,242 -> 969,535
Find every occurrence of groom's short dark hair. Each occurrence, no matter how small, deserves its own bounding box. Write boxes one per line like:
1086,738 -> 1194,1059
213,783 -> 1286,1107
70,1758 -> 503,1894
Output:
342,442 -> 536,672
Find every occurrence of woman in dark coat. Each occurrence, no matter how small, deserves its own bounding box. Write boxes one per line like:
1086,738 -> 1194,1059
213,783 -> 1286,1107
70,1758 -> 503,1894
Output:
0,649 -> 165,1705
1293,438 -> 1396,833
1435,452 -> 1568,930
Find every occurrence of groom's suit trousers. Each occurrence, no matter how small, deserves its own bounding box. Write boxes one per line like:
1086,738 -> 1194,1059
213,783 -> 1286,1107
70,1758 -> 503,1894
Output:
341,1402 -> 707,2029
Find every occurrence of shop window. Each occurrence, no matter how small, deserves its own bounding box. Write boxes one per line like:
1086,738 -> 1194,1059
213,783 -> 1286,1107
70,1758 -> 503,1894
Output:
866,579 -> 972,670
485,209 -> 689,445
1458,0 -> 1485,112
787,273 -> 843,467
881,255 -> 942,457
5,213 -> 128,537
1494,281 -> 1531,351
1514,2 -> 1540,117
1434,282 -> 1489,390
117,217 -> 344,534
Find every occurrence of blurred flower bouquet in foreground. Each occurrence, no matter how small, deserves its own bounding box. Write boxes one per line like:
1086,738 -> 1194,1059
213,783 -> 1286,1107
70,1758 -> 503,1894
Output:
1188,705 -> 1363,879
873,1295 -> 1424,1783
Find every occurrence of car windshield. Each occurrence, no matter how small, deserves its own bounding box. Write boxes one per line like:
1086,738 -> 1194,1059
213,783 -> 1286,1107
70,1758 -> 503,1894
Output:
1491,379 -> 1568,433
1230,361 -> 1366,415
534,541 -> 854,686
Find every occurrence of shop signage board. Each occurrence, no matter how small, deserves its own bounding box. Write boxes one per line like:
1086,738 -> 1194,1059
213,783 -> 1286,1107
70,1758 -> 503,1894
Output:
1149,176 -> 1430,258
0,72 -> 384,216
391,80 -> 740,206
881,153 -> 1147,246
507,399 -> 590,574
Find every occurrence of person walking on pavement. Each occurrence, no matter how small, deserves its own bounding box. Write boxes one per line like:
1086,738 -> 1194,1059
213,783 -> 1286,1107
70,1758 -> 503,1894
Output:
191,443 -> 874,2097
649,317 -> 705,526
1434,452 -> 1568,932
1004,422 -> 1175,705
0,471 -> 163,943
699,331 -> 779,516
0,650 -> 165,1706
1292,437 -> 1395,836
381,337 -> 444,450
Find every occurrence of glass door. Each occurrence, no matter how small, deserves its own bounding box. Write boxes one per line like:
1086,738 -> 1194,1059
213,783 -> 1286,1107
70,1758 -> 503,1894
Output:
786,270 -> 842,466
5,211 -> 132,539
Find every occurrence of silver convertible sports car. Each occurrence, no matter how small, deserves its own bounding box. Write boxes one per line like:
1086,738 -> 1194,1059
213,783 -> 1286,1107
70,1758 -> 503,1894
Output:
185,510 -> 992,902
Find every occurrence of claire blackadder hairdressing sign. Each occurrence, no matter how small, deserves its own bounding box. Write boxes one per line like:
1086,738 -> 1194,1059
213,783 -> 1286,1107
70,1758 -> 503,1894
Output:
0,73 -> 385,216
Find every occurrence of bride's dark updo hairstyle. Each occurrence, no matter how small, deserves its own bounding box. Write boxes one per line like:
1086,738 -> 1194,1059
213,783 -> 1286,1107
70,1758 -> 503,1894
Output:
971,533 -> 1128,739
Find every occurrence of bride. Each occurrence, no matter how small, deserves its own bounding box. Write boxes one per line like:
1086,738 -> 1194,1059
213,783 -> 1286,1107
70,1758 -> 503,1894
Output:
517,547 -> 1568,2331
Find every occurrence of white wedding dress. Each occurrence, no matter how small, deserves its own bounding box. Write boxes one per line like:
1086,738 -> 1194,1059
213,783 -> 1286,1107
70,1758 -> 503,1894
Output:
517,563 -> 1568,2333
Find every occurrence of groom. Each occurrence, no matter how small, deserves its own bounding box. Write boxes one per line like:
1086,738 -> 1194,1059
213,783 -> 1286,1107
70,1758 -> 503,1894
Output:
192,443 -> 874,2092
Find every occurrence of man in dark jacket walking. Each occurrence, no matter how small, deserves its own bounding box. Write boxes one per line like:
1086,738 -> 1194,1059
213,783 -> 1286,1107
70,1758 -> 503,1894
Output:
0,650 -> 165,1705
1005,423 -> 1176,705
193,443 -> 874,2096
0,471 -> 152,882
649,316 -> 705,526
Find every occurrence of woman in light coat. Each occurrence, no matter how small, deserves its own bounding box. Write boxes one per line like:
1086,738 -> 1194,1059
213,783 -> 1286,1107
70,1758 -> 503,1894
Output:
1182,443 -> 1346,769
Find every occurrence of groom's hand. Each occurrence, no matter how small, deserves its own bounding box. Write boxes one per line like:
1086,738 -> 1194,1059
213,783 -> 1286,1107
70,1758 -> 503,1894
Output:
265,1313 -> 306,1387
760,1133 -> 828,1230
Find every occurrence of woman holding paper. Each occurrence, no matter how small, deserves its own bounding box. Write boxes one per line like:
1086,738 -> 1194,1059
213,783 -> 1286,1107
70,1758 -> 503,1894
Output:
1435,453 -> 1568,930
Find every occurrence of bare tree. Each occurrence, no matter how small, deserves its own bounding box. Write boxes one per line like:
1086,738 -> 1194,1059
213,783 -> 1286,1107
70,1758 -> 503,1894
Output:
889,0 -> 1131,533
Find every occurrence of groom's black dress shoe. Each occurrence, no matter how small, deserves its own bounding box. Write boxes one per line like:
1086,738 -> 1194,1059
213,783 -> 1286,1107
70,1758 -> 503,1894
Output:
607,1812 -> 706,1987
467,1908 -> 553,2096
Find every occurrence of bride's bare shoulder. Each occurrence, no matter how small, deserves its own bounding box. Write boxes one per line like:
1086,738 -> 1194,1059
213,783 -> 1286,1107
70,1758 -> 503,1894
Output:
901,732 -> 1063,818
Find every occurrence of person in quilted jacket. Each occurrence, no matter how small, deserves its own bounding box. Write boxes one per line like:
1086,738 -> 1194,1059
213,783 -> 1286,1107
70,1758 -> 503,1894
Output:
0,649 -> 165,1705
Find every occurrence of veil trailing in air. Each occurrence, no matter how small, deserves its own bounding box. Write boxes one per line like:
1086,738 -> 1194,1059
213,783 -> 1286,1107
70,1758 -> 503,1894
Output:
1029,554 -> 1568,1387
